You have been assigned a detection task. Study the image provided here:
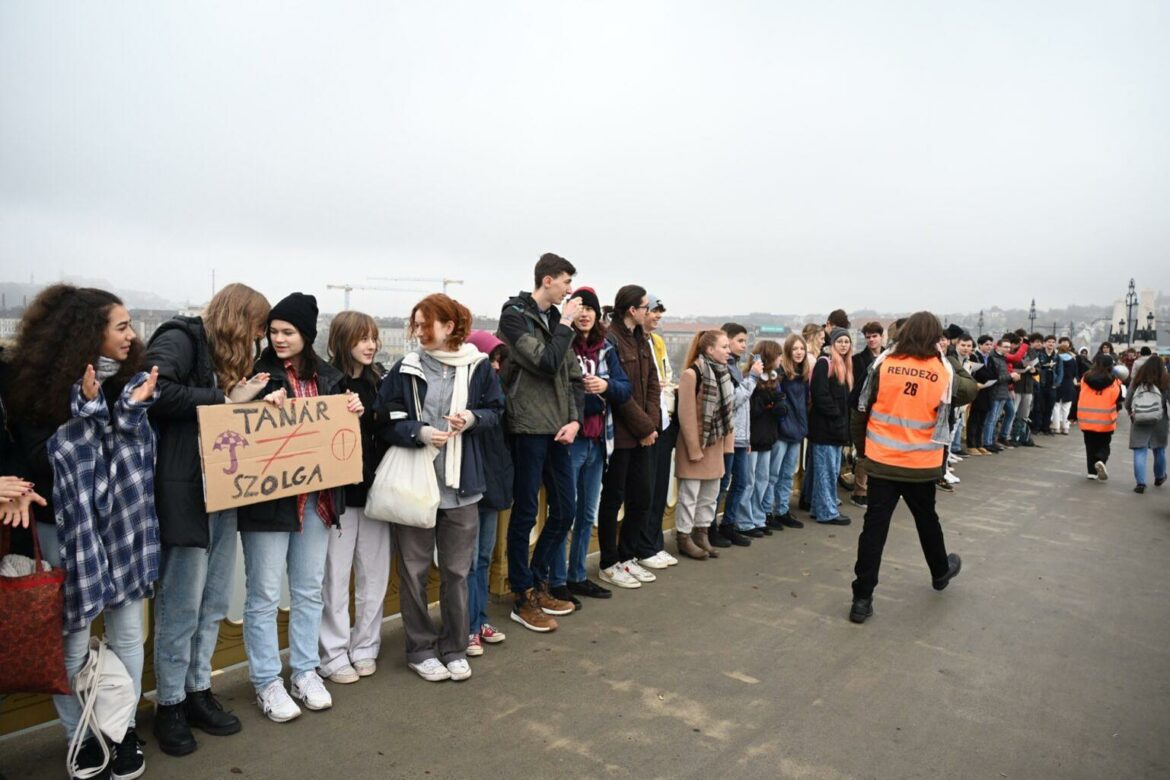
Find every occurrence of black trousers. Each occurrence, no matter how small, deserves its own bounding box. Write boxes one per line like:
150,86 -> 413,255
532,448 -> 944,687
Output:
967,406 -> 987,449
1032,389 -> 1055,432
1083,430 -> 1113,474
643,420 -> 679,554
851,476 -> 950,600
597,445 -> 655,569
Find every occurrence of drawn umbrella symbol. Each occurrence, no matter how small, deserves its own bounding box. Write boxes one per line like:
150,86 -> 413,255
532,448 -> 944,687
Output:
213,430 -> 249,475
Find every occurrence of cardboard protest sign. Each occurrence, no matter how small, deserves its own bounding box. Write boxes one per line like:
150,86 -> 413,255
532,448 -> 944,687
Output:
197,394 -> 363,512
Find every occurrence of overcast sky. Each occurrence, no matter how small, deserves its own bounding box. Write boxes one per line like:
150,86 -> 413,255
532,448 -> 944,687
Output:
1,2 -> 1167,319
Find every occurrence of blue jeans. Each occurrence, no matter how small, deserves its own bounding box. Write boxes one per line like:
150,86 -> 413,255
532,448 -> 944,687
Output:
745,449 -> 773,530
551,436 -> 605,586
718,447 -> 751,527
37,523 -> 144,740
507,434 -> 575,594
999,397 -> 1017,443
809,444 -> 843,521
1133,447 -> 1168,486
468,505 -> 498,636
153,509 -> 238,705
241,495 -> 330,690
983,398 -> 1007,447
950,408 -> 966,452
769,439 -> 802,515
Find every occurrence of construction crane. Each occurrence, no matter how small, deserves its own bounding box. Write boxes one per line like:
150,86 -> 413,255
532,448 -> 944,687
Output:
368,276 -> 465,295
326,282 -> 430,310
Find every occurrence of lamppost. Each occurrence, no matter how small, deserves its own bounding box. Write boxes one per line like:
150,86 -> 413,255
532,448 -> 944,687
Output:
978,309 -> 984,334
1029,299 -> 1036,333
1139,311 -> 1156,343
1125,278 -> 1138,345
1116,318 -> 1128,347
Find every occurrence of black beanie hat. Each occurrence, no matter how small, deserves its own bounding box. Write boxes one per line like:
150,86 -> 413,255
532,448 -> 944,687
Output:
268,292 -> 319,345
944,323 -> 965,341
573,287 -> 602,315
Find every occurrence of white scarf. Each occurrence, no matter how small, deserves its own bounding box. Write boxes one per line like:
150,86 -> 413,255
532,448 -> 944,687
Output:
423,344 -> 486,489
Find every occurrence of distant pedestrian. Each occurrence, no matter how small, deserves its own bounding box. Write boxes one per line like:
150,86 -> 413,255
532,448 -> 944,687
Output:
1125,356 -> 1168,493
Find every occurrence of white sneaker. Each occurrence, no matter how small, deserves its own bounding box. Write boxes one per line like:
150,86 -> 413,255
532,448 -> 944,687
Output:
353,658 -> 377,677
623,559 -> 656,583
292,670 -> 333,711
1094,461 -> 1108,481
256,680 -> 301,723
638,552 -> 669,570
326,664 -> 360,685
446,658 -> 472,681
1086,474 -> 1098,480
659,550 -> 679,566
944,471 -> 960,485
408,658 -> 451,682
948,453 -> 963,464
599,563 -> 641,589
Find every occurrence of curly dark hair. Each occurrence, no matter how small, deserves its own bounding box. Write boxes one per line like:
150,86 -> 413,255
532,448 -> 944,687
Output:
7,285 -> 143,426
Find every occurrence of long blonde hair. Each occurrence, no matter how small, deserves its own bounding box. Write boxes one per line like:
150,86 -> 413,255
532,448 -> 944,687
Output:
204,283 -> 270,391
825,332 -> 854,388
801,323 -> 824,356
780,333 -> 812,383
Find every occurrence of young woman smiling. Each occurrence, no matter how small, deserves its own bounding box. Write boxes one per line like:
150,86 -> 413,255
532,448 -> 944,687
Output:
239,292 -> 363,723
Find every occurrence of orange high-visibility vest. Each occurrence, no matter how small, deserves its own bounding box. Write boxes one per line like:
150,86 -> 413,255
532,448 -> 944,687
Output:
865,355 -> 948,471
1077,378 -> 1122,433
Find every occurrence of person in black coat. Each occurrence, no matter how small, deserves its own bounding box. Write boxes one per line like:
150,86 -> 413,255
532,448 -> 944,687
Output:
808,327 -> 853,524
146,283 -> 272,755
239,293 -> 363,722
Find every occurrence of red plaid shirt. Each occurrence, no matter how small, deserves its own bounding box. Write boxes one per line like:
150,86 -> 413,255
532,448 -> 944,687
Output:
284,360 -> 337,531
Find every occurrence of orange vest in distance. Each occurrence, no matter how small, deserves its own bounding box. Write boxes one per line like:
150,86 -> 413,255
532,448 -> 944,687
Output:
1077,378 -> 1122,433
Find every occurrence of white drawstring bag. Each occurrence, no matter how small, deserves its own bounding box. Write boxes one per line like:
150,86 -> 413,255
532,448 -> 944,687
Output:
66,636 -> 136,779
365,377 -> 441,528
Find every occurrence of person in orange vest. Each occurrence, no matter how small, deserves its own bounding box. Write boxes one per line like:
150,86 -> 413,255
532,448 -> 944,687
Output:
1077,353 -> 1125,481
848,311 -> 969,624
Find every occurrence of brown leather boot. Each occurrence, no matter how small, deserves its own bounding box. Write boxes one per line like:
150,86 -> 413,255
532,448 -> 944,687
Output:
693,528 -> 719,558
677,530 -> 708,560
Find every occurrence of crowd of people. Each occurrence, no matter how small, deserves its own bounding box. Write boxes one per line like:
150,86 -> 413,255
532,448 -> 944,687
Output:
0,254 -> 1166,780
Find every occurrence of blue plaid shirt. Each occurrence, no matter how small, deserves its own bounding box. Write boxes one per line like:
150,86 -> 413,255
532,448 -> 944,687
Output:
49,374 -> 161,632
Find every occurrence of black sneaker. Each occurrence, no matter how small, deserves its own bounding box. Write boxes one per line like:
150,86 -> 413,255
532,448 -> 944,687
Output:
1155,476 -> 1166,487
185,689 -> 241,737
932,553 -> 962,591
153,702 -> 197,756
549,584 -> 583,611
848,597 -> 873,624
777,511 -> 804,529
707,525 -> 732,548
764,514 -> 786,530
818,515 -> 852,526
567,579 -> 613,599
741,527 -> 766,538
849,495 -> 868,508
111,729 -> 145,780
718,525 -> 752,546
71,736 -> 110,780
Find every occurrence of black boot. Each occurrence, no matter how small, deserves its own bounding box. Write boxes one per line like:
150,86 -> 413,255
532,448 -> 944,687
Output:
154,703 -> 197,756
717,524 -> 752,546
185,689 -> 242,736
707,525 -> 731,548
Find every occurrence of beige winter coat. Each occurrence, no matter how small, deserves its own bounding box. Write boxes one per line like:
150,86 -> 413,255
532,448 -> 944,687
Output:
674,365 -> 734,481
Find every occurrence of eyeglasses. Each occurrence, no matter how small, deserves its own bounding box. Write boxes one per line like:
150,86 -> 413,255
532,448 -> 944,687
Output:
636,305 -> 650,311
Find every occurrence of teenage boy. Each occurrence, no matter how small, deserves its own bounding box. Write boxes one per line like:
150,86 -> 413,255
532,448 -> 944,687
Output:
642,293 -> 679,568
1034,336 -> 1060,434
498,253 -> 586,632
1012,333 -> 1044,446
849,322 -> 884,508
997,335 -> 1023,448
980,337 -> 1014,452
950,331 -> 977,456
968,336 -> 997,454
716,322 -> 762,546
596,285 -> 661,588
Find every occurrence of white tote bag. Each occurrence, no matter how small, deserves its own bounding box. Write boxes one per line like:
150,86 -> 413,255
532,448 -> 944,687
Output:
66,636 -> 137,779
364,377 -> 441,528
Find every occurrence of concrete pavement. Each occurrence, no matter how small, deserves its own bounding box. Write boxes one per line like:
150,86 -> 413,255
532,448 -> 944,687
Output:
2,426 -> 1168,779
